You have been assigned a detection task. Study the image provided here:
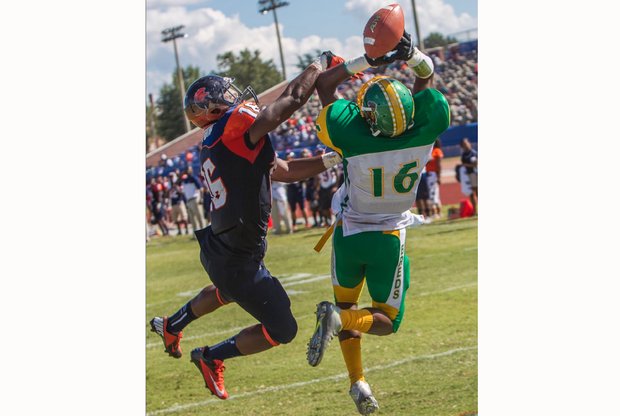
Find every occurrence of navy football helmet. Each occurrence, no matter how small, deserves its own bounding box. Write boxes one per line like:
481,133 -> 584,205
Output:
184,75 -> 258,128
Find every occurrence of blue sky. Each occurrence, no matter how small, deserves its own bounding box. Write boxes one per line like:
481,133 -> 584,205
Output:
146,0 -> 478,99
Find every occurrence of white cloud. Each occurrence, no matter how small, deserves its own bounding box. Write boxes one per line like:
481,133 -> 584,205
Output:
344,0 -> 476,38
146,0 -> 206,9
147,6 -> 363,100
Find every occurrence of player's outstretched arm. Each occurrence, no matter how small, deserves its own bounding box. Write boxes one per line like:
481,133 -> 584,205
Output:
271,152 -> 341,183
247,55 -> 330,145
316,65 -> 351,107
315,50 -> 403,107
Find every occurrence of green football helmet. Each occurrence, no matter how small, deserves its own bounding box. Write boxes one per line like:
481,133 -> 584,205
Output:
357,76 -> 415,137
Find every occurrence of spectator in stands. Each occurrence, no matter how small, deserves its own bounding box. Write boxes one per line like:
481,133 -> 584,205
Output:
415,168 -> 432,222
271,181 -> 293,234
426,139 -> 444,219
300,149 -> 321,227
180,168 -> 205,236
150,177 -> 169,236
285,152 -> 310,230
169,179 -> 189,235
460,137 -> 478,215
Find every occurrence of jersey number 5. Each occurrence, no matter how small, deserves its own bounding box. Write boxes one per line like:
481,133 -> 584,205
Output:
202,158 -> 228,210
370,161 -> 420,197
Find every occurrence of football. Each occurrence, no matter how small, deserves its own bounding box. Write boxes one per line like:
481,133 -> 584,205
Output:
362,3 -> 405,58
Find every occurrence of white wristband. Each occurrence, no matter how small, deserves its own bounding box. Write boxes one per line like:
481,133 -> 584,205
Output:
344,56 -> 370,75
407,48 -> 434,79
322,152 -> 342,169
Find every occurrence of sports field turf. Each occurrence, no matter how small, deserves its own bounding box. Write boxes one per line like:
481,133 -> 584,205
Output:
146,217 -> 477,415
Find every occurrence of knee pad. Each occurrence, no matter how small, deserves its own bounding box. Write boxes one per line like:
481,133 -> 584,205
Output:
264,315 -> 298,345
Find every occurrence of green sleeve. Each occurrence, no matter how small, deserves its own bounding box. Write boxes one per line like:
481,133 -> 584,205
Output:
412,88 -> 451,138
316,99 -> 364,154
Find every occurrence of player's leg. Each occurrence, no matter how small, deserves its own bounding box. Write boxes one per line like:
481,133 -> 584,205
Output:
308,229 -> 409,363
336,229 -> 407,336
191,261 -> 297,399
288,197 -> 298,231
298,195 -> 310,227
326,228 -> 379,414
150,251 -> 231,359
364,229 -> 410,335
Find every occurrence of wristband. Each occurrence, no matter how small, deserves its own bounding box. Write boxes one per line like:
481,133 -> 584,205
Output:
344,56 -> 370,75
322,152 -> 342,169
310,56 -> 325,72
407,48 -> 434,79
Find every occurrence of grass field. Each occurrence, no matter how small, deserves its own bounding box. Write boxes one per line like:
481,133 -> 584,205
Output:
146,217 -> 478,416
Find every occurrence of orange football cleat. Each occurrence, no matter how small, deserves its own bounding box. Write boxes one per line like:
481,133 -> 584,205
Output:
191,347 -> 229,400
150,316 -> 183,358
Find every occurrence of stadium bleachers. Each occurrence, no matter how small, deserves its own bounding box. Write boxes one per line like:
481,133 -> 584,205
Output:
146,39 -> 478,180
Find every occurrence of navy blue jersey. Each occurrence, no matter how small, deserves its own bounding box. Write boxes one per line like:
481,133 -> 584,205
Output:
199,101 -> 275,255
461,148 -> 478,174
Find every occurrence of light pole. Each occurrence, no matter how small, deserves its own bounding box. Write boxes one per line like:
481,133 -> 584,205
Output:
410,0 -> 424,50
162,25 -> 191,133
258,0 -> 289,80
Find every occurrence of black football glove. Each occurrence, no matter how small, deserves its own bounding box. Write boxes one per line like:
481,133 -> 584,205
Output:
363,30 -> 414,67
364,50 -> 398,67
392,30 -> 415,62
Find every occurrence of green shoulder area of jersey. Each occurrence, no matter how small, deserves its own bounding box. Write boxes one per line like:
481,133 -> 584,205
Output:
315,88 -> 450,158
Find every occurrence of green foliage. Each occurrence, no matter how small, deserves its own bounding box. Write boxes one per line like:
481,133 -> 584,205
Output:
296,49 -> 322,70
423,32 -> 459,49
147,217 -> 478,415
216,49 -> 283,94
155,65 -> 202,142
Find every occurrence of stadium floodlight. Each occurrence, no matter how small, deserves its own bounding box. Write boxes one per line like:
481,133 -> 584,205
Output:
258,0 -> 289,80
409,0 -> 425,50
162,25 -> 192,132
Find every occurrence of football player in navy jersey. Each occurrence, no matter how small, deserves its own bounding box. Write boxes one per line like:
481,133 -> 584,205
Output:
150,52 -> 350,400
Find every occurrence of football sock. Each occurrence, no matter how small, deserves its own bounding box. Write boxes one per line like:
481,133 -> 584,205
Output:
204,337 -> 242,361
340,309 -> 374,333
340,337 -> 365,385
167,301 -> 197,334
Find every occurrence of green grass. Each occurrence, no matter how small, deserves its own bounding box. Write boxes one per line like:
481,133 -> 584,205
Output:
146,217 -> 477,415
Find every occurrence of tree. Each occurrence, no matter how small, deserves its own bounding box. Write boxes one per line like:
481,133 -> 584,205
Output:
155,65 -> 202,142
216,49 -> 283,94
423,32 -> 459,49
295,49 -> 322,70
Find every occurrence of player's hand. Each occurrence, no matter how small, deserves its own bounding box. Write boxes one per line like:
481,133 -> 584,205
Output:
364,50 -> 398,67
392,31 -> 415,62
319,51 -> 344,69
322,50 -> 364,80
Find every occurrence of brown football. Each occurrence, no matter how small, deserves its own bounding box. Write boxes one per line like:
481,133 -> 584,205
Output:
362,3 -> 405,59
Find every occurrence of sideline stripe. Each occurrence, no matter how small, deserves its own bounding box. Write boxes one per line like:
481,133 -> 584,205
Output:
146,345 -> 477,415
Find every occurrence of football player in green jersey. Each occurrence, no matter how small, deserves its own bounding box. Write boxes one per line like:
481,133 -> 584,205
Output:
306,32 -> 451,415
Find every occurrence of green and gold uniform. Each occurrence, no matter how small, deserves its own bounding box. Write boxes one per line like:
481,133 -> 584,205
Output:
316,87 -> 450,330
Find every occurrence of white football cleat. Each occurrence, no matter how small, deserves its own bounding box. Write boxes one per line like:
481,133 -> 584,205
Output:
306,301 -> 342,366
349,380 -> 379,415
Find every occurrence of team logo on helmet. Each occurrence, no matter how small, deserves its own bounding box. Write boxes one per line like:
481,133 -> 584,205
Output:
364,101 -> 378,126
194,87 -> 209,104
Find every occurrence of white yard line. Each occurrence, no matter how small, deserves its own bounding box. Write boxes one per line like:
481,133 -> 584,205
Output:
417,282 -> 477,296
281,274 -> 330,288
146,345 -> 477,415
